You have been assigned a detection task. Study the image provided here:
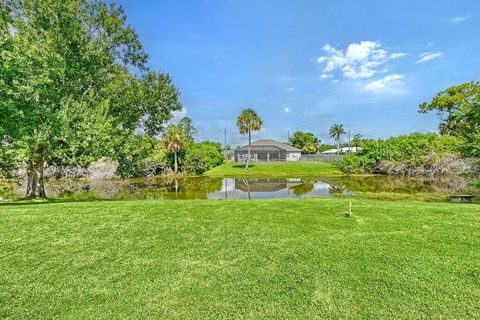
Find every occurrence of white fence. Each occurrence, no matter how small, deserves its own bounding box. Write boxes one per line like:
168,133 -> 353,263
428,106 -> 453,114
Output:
300,154 -> 344,163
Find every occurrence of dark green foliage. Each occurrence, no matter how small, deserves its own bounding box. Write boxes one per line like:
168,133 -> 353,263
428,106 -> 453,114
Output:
162,148 -> 187,172
0,141 -> 24,177
152,140 -> 224,175
338,133 -> 463,174
337,154 -> 367,174
114,135 -> 159,178
178,117 -> 197,141
420,82 -> 480,157
0,0 -> 182,195
289,131 -> 319,152
183,141 -> 224,174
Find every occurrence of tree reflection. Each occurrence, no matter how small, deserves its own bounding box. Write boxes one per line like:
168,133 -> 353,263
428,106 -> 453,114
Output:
289,182 -> 314,196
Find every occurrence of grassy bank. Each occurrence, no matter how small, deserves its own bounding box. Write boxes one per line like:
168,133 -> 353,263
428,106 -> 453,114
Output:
1,198 -> 479,319
204,161 -> 342,177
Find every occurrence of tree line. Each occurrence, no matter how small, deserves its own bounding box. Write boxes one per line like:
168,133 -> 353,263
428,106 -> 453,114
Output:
1,0 -> 478,195
234,80 -> 479,172
0,0 -> 223,197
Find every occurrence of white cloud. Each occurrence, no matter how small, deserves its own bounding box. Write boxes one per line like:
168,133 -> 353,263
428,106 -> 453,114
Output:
389,52 -> 407,59
316,56 -> 327,63
285,87 -> 295,92
317,41 -> 406,80
449,14 -> 471,24
284,106 -> 291,113
171,107 -> 188,122
364,74 -> 404,93
415,52 -> 444,63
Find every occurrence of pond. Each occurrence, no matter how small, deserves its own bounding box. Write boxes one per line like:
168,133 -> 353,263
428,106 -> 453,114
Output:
1,175 -> 478,201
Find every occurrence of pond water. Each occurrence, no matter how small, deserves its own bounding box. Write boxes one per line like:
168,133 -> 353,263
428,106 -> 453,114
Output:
1,175 -> 478,201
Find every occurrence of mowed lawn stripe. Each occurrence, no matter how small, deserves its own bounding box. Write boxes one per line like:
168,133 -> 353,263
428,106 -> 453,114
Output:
1,199 -> 479,319
203,161 -> 343,177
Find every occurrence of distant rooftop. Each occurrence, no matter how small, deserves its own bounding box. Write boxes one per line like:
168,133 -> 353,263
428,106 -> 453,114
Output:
237,139 -> 301,152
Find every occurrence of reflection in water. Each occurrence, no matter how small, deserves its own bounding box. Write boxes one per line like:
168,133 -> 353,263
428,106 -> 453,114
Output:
1,175 -> 478,201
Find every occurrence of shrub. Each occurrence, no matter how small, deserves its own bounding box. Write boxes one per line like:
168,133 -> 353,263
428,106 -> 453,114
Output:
302,143 -> 318,154
183,141 -> 224,174
114,135 -> 159,178
337,154 -> 369,174
338,133 -> 465,175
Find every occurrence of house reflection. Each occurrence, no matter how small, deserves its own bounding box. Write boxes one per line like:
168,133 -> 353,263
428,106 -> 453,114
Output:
234,178 -> 303,193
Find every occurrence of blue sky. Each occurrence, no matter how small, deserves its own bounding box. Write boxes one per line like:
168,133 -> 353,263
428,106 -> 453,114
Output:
115,0 -> 480,146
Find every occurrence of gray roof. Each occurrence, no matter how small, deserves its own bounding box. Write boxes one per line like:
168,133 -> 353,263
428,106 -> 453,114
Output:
236,139 -> 301,152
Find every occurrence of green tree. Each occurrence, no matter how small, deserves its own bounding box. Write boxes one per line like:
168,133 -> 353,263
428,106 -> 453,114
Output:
162,124 -> 188,173
183,141 -> 224,174
236,109 -> 263,169
419,82 -> 480,156
114,134 -> 158,178
352,134 -> 363,149
289,131 -> 319,152
337,133 -> 462,174
178,117 -> 197,141
0,0 -> 182,197
329,124 -> 346,155
302,143 -> 318,154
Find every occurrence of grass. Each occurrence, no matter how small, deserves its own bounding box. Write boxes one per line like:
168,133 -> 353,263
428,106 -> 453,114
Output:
204,161 -> 343,177
1,198 -> 480,319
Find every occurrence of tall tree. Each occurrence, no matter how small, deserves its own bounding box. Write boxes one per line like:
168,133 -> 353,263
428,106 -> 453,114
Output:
352,134 -> 363,149
178,117 -> 197,141
329,124 -> 346,155
162,124 -> 188,173
289,131 -> 319,152
420,82 -> 480,157
0,0 -> 182,197
236,109 -> 263,169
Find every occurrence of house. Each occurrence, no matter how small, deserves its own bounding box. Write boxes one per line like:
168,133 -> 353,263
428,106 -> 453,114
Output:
234,139 -> 302,162
321,147 -> 361,154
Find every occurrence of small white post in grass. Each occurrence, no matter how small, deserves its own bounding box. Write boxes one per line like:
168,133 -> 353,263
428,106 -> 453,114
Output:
344,201 -> 352,218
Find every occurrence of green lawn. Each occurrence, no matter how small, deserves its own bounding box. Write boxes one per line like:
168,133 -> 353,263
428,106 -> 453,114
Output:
1,199 -> 479,319
204,161 -> 342,177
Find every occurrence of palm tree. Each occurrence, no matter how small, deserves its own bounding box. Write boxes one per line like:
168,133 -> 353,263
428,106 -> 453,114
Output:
236,108 -> 263,169
163,124 -> 188,173
352,134 -> 363,150
329,123 -> 346,155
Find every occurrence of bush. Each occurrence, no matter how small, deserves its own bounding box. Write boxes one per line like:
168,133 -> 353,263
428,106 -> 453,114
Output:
338,133 -> 465,175
182,141 -> 224,174
114,135 -> 159,178
302,143 -> 318,154
337,154 -> 368,174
